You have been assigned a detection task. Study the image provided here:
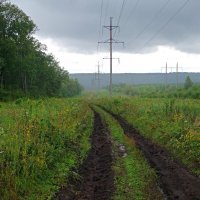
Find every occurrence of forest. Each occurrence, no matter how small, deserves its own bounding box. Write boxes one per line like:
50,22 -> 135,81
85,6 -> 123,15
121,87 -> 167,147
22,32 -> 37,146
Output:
0,1 -> 82,100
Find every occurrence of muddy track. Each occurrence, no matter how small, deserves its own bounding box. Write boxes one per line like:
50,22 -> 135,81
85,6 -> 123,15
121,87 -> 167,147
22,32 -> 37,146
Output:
55,111 -> 114,200
101,108 -> 200,200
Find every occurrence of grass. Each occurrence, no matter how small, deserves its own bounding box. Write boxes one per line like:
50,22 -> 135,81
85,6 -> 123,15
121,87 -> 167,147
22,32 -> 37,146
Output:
0,98 -> 93,200
2,95 -> 200,199
95,96 -> 200,177
93,105 -> 163,200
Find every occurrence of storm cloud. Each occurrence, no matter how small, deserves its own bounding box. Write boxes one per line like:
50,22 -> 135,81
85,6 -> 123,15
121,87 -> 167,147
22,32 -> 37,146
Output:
9,0 -> 200,54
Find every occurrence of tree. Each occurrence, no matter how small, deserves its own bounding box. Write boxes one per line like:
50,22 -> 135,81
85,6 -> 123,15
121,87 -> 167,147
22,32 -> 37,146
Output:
0,2 -> 37,91
59,77 -> 82,97
0,1 -> 83,99
184,76 -> 193,89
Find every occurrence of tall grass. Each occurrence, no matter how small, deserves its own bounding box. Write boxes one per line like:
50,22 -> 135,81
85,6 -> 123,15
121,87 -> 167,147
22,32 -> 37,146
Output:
94,106 -> 163,200
0,98 -> 93,199
95,97 -> 200,176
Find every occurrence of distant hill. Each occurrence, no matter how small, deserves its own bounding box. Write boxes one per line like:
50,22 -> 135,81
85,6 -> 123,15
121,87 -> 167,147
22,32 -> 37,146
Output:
70,73 -> 200,90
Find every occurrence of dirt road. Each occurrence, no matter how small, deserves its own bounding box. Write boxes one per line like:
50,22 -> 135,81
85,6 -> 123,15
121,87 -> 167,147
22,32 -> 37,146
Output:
108,110 -> 200,200
55,111 -> 114,200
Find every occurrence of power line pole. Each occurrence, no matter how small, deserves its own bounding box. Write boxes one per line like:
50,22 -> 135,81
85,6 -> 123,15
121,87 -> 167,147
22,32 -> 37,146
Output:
161,62 -> 168,88
175,62 -> 183,88
96,62 -> 101,90
110,18 -> 113,96
93,62 -> 101,91
176,62 -> 179,88
161,62 -> 183,88
98,17 -> 124,96
165,62 -> 168,88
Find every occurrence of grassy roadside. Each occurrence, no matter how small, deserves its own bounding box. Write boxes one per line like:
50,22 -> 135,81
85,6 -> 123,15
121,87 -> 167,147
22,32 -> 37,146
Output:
95,96 -> 200,177
0,98 -> 93,200
93,105 -> 164,200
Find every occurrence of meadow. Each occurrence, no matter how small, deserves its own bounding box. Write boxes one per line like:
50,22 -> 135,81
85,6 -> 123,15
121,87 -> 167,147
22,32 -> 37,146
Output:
95,96 -> 200,177
0,98 -> 93,199
1,96 -> 200,199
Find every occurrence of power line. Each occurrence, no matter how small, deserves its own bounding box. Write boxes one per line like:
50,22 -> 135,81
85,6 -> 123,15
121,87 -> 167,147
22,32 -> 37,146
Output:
133,0 -> 171,41
97,0 -> 104,52
103,0 -> 110,25
121,0 -> 140,29
117,0 -> 128,26
98,0 -> 104,39
109,0 -> 119,19
94,62 -> 101,90
141,0 -> 190,50
114,0 -> 128,37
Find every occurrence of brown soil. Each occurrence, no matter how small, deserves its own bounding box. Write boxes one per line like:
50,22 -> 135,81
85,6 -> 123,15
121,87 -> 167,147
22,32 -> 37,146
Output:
55,111 -> 114,200
104,109 -> 200,200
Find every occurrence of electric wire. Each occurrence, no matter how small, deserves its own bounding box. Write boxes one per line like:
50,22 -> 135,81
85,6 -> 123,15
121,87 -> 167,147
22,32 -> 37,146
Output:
98,0 -> 104,39
141,0 -> 190,50
114,0 -> 128,37
133,0 -> 171,41
96,0 -> 106,77
103,0 -> 110,25
97,0 -> 104,52
121,0 -> 140,29
109,0 -> 119,20
117,0 -> 128,26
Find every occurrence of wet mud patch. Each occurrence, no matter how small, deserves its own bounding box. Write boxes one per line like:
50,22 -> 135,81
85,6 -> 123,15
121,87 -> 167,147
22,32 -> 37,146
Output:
104,109 -> 200,200
55,111 -> 114,200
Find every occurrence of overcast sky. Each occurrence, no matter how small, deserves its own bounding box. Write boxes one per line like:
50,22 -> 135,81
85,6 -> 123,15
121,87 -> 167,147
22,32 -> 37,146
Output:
9,0 -> 200,73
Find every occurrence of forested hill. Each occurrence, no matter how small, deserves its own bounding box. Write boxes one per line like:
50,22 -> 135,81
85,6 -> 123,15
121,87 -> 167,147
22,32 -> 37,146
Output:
70,73 -> 200,90
0,2 -> 82,100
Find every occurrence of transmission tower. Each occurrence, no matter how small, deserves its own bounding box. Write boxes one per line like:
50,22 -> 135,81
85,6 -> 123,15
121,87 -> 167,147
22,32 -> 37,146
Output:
98,17 -> 124,96
161,62 -> 183,88
95,62 -> 101,90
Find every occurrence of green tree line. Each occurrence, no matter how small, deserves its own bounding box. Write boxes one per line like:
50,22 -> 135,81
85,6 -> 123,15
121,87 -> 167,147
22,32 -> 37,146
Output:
110,76 -> 200,99
0,1 -> 82,100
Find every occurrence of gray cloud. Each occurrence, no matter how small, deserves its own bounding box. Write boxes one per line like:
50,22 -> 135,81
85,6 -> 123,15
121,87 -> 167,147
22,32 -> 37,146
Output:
9,0 -> 200,54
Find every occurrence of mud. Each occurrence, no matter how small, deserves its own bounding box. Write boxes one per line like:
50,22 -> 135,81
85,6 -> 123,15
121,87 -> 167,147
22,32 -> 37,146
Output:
104,109 -> 200,200
55,111 -> 114,200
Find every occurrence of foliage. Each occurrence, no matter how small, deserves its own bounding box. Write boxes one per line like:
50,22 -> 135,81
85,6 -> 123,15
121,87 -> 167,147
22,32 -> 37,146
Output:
0,1 -> 82,99
184,76 -> 193,89
60,78 -> 83,97
0,98 -> 93,199
111,83 -> 200,99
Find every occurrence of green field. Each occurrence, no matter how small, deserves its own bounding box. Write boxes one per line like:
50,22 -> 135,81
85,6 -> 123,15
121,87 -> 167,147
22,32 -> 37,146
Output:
1,96 -> 200,199
95,96 -> 200,176
0,98 -> 93,199
1,1 -> 200,199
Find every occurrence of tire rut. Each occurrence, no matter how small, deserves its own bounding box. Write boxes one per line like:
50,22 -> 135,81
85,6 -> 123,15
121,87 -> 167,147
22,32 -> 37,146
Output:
102,108 -> 200,200
55,111 -> 114,200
